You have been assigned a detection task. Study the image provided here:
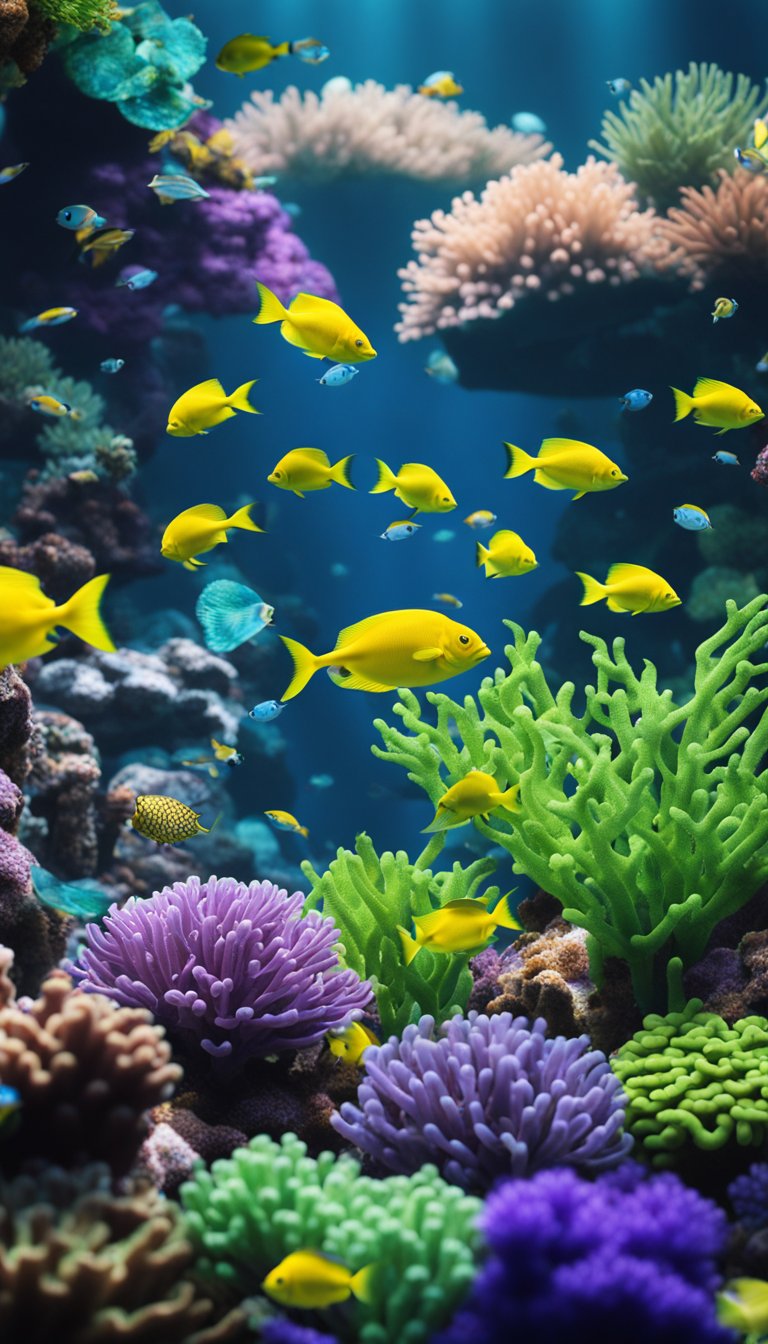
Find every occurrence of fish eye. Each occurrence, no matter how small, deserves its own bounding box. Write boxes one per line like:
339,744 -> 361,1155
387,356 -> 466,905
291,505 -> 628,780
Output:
459,634 -> 470,646
355,339 -> 363,347
442,496 -> 451,502
64,210 -> 72,220
610,468 -> 619,477
406,525 -> 414,532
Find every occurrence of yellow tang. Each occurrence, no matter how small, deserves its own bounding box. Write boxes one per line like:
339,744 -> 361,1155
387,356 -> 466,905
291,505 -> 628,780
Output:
423,768 -> 521,832
671,376 -> 763,434
252,281 -> 376,362
0,568 -> 114,669
504,438 -> 627,499
262,1249 -> 374,1309
279,608 -> 490,700
576,562 -> 681,615
166,378 -> 260,437
327,1021 -> 379,1065
161,502 -> 263,569
717,1278 -> 768,1334
397,894 -> 521,965
215,34 -> 292,75
476,528 -> 537,578
131,795 -> 213,845
265,809 -> 309,837
79,227 -> 135,268
267,447 -> 354,497
417,72 -> 463,98
371,460 -> 456,513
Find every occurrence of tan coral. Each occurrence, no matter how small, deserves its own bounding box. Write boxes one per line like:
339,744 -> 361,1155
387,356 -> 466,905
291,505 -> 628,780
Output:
656,167 -> 768,288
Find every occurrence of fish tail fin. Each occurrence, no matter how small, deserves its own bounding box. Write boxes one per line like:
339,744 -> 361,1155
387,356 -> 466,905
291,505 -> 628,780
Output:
228,380 -> 261,414
280,634 -> 320,701
575,571 -> 607,606
299,825 -> 310,837
499,783 -> 521,813
273,40 -> 291,56
183,558 -> 206,571
370,459 -> 398,494
252,281 -> 289,325
671,386 -> 694,421
228,503 -> 264,533
475,541 -> 489,567
198,811 -> 222,836
349,1264 -> 375,1304
331,455 -> 355,489
493,891 -> 522,931
503,442 -> 536,478
57,574 -> 115,652
397,924 -> 421,966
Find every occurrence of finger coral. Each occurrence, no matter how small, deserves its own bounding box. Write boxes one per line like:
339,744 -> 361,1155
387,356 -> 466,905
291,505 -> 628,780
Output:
656,168 -> 768,287
180,1132 -> 482,1344
71,875 -> 373,1067
226,80 -> 549,184
332,1012 -> 631,1192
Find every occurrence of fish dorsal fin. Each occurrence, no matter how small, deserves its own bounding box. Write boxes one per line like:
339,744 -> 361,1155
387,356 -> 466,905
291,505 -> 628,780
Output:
692,376 -> 740,399
0,566 -> 47,601
491,529 -> 521,546
538,437 -> 593,457
190,378 -> 226,399
290,293 -> 338,313
292,447 -> 331,466
180,503 -> 227,522
334,613 -> 383,648
606,562 -> 653,584
679,503 -> 704,513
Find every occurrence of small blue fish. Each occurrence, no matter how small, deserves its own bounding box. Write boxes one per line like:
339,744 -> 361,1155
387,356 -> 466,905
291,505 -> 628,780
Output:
148,173 -> 210,204
0,1084 -> 20,1130
100,358 -> 125,374
606,78 -> 631,95
712,297 -> 738,324
249,699 -> 285,722
425,350 -> 458,384
673,503 -> 712,531
293,38 -> 330,63
381,520 -> 421,541
19,306 -> 77,332
318,363 -> 359,388
510,111 -> 546,135
756,352 -> 768,373
713,450 -> 740,466
0,163 -> 28,185
620,388 -> 652,411
31,864 -> 114,921
282,202 -> 302,219
432,529 -> 456,543
734,146 -> 768,173
254,175 -> 279,189
56,204 -> 106,231
116,268 -> 158,290
196,580 -> 274,653
310,773 -> 334,789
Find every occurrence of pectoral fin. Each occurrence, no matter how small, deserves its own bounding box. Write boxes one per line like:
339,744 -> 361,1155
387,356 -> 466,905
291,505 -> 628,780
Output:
413,647 -> 442,662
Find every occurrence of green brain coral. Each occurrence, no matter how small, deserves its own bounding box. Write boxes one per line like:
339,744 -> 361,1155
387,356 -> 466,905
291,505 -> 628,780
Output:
180,1132 -> 481,1344
612,1001 -> 768,1167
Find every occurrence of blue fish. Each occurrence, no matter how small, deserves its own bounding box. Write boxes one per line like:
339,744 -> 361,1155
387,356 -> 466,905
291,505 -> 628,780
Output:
425,349 -> 458,384
381,520 -> 421,541
511,111 -> 547,135
734,146 -> 768,173
713,450 -> 740,466
254,175 -> 279,189
249,699 -> 285,722
31,864 -> 114,921
116,268 -> 158,290
309,773 -> 334,789
294,39 -> 330,63
19,306 -> 77,332
620,388 -> 653,411
0,163 -> 28,185
196,580 -> 274,653
0,1084 -> 20,1130
56,204 -> 106,231
673,504 -> 712,532
318,363 -> 359,388
148,173 -> 210,204
606,78 -> 631,95
100,358 -> 125,374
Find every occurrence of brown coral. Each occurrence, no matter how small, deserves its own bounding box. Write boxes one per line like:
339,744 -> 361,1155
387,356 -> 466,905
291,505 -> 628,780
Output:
0,0 -> 54,79
0,531 -> 95,603
657,168 -> 768,287
14,473 -> 159,577
27,709 -> 101,877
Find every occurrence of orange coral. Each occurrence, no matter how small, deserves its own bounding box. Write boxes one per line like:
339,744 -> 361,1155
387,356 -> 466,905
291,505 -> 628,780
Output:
657,168 -> 768,287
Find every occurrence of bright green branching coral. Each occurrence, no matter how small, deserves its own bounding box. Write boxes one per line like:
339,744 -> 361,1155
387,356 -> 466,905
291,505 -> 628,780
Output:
374,597 -> 768,1011
589,63 -> 768,210
35,0 -> 114,33
302,832 -> 495,1035
180,1132 -> 481,1344
612,1000 -> 768,1168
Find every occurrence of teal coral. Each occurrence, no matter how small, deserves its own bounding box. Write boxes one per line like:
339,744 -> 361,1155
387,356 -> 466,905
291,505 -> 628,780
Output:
180,1132 -> 481,1344
374,597 -> 768,1011
612,1000 -> 768,1167
589,63 -> 768,210
302,832 -> 497,1035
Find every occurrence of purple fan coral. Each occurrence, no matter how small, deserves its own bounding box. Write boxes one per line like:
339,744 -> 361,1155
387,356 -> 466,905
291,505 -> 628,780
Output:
71,875 -> 372,1066
434,1165 -> 731,1344
332,1011 -> 631,1192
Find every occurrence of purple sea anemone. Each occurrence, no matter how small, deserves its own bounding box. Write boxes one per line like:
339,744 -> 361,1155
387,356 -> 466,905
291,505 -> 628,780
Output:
332,1011 -> 631,1192
71,875 -> 372,1065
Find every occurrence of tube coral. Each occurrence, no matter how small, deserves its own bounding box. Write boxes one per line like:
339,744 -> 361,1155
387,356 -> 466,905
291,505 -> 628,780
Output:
71,875 -> 373,1066
656,168 -> 768,287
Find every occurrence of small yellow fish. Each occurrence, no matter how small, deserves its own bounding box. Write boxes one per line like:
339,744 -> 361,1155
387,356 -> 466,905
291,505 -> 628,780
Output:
476,529 -> 537,578
253,281 -> 376,362
0,163 -> 28,184
423,768 -> 521,832
371,460 -> 456,513
280,609 -> 490,700
267,448 -> 354,497
166,378 -> 260,437
161,502 -> 263,569
265,809 -> 309,837
215,33 -> 291,74
0,568 -> 113,669
181,739 -> 243,774
717,1278 -> 768,1334
432,592 -> 463,609
711,297 -> 738,324
19,307 -> 78,333
671,376 -> 763,434
417,71 -> 463,98
26,392 -> 75,419
397,893 -> 521,965
68,469 -> 99,484
262,1249 -> 374,1309
576,562 -> 681,615
464,510 -> 497,529
504,438 -> 627,499
79,227 -> 135,268
131,794 -> 213,844
327,1021 -> 379,1065
148,130 -> 175,152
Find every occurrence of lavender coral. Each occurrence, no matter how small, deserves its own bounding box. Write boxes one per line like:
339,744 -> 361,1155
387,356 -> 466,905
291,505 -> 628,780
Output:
332,1011 -> 631,1193
72,875 -> 373,1066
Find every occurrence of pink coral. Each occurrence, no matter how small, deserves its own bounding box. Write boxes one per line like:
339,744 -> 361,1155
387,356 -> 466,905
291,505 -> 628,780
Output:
657,168 -> 768,288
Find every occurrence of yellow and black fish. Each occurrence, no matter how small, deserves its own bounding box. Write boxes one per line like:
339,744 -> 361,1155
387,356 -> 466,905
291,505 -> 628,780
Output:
130,794 -> 214,844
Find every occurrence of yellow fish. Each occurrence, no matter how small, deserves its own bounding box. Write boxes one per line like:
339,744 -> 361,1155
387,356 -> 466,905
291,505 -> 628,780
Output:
215,33 -> 291,74
576,562 -> 681,615
252,281 -> 376,362
161,502 -> 263,569
397,894 -> 521,965
504,438 -> 627,499
717,1278 -> 768,1334
327,1021 -> 379,1065
19,307 -> 78,333
265,809 -> 309,837
166,378 -> 260,437
131,794 -> 213,844
262,1249 -> 374,1309
267,448 -> 354,497
671,376 -> 763,434
27,392 -> 76,418
0,568 -> 114,669
181,739 -> 244,775
148,130 -> 175,152
711,297 -> 738,324
280,609 -> 490,700
432,592 -> 463,608
464,510 -> 497,529
417,71 -> 463,98
476,529 -> 537,578
423,768 -> 521,832
371,460 -> 456,513
78,227 -> 135,268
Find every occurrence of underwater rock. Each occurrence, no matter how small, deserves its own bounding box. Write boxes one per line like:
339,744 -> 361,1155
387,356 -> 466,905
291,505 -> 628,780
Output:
14,473 -> 157,578
25,709 -> 101,878
0,530 -> 95,603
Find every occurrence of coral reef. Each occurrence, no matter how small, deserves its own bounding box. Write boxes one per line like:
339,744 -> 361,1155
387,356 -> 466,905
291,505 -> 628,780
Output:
25,709 -> 101,877
657,167 -> 768,287
13,473 -> 156,577
0,0 -> 54,87
684,928 -> 768,1022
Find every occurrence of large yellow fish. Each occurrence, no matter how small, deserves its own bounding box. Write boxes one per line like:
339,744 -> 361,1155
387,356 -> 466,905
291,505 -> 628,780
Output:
397,894 -> 521,965
131,795 -> 214,844
327,1021 -> 379,1065
262,1249 -> 374,1309
267,448 -> 354,497
252,281 -> 376,362
423,768 -> 521,832
161,502 -> 263,569
576,562 -> 681,615
0,567 -> 114,669
671,376 -> 763,434
476,529 -> 537,578
718,1278 -> 768,1334
215,33 -> 292,74
504,438 -> 627,499
166,378 -> 260,437
280,609 -> 490,700
371,460 -> 456,513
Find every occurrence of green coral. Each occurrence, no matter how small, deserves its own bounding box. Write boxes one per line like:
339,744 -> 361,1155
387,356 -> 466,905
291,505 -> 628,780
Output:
611,1001 -> 768,1167
589,63 -> 768,210
302,832 -> 495,1035
374,597 -> 768,1012
0,336 -> 56,397
35,0 -> 113,33
180,1132 -> 481,1344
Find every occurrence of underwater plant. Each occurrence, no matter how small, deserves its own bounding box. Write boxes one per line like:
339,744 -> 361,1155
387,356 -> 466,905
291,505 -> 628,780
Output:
332,1011 -> 631,1193
374,596 -> 768,1011
180,1132 -> 481,1344
35,0 -> 112,31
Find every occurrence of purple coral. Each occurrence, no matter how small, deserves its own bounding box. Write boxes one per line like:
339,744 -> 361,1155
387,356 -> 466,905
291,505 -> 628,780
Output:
71,875 -> 372,1066
434,1165 -> 731,1344
730,1162 -> 768,1230
332,1011 -> 631,1192
752,445 -> 768,487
